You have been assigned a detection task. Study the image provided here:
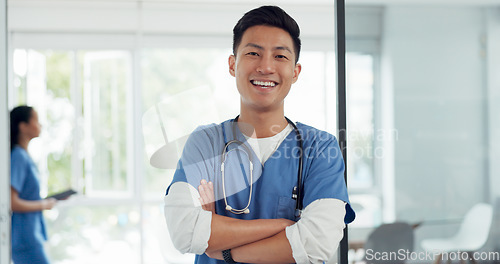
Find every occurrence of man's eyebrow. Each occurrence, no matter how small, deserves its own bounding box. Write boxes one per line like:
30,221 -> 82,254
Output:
244,43 -> 293,54
275,46 -> 293,54
245,43 -> 264,50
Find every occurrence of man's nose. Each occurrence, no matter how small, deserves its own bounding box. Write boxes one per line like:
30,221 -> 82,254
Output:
256,55 -> 276,74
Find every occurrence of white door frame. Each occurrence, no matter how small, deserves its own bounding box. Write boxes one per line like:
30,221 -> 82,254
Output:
0,0 -> 11,263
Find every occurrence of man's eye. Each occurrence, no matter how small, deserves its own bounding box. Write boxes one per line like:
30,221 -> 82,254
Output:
247,52 -> 259,56
276,55 -> 288,60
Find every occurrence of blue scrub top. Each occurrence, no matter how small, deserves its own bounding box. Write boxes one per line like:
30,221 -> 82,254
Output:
11,146 -> 49,264
167,119 -> 355,264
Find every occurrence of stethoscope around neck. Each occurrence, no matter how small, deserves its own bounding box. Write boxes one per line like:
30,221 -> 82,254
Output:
221,115 -> 304,217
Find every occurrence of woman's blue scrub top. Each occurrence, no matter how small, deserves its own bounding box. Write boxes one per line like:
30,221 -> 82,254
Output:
167,119 -> 355,264
10,146 -> 49,263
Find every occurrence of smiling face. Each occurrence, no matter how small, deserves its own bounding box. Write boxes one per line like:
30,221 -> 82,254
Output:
229,25 -> 301,113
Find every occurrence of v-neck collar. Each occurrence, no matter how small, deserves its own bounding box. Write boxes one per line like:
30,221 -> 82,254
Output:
225,120 -> 300,167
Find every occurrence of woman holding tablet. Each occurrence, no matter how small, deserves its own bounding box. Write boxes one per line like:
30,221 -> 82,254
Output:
10,105 -> 56,264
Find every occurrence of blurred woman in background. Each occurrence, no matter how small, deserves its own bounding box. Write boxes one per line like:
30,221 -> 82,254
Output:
10,105 -> 56,264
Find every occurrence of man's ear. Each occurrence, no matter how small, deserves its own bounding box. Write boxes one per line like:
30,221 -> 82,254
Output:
228,55 -> 236,77
292,63 -> 302,84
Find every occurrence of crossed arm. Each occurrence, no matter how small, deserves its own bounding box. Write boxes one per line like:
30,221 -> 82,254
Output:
197,180 -> 296,263
164,180 -> 346,264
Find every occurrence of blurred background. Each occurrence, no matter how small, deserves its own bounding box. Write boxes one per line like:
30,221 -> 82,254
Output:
1,0 -> 500,263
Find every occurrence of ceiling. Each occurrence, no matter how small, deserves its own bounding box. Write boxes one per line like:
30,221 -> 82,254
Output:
347,0 -> 500,5
7,0 -> 500,5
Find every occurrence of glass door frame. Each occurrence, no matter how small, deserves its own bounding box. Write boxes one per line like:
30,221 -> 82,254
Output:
335,0 -> 349,264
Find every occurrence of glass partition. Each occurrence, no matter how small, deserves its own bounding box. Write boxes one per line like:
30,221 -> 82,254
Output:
7,2 -> 342,264
345,4 -> 500,264
10,46 -> 340,264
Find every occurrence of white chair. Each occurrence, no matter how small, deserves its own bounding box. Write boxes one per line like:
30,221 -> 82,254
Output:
421,203 -> 493,264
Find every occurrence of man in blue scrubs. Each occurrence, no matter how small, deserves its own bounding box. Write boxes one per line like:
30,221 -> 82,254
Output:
164,6 -> 355,263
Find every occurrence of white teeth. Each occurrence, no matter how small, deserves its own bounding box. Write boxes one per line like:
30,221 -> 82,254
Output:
252,80 -> 276,87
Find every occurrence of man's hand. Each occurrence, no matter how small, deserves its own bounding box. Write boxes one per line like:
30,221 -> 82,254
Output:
197,179 -> 223,260
198,179 -> 215,213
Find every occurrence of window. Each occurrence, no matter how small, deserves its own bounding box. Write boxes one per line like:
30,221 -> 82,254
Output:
13,48 -> 140,263
83,51 -> 133,196
347,53 -> 375,190
13,49 -> 74,197
346,52 -> 382,229
345,51 -> 383,263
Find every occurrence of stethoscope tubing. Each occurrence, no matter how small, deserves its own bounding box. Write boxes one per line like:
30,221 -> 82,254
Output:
221,116 -> 304,216
221,140 -> 253,214
285,116 -> 304,213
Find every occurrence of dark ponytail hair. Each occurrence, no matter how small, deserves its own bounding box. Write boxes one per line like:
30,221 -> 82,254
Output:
10,105 -> 34,151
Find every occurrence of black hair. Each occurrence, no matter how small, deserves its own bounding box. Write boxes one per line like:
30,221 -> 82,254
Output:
233,5 -> 301,63
10,105 -> 34,150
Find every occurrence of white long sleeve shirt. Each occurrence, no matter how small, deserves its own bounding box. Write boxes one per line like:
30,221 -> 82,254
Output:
164,182 -> 346,263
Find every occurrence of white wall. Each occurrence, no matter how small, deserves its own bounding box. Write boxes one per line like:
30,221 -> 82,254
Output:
345,6 -> 498,248
487,7 -> 500,252
7,1 -> 335,38
380,7 -> 495,252
383,6 -> 487,221
378,6 -> 500,255
347,3 -> 500,255
346,6 -> 383,53
7,1 -> 337,61
487,7 -> 500,207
